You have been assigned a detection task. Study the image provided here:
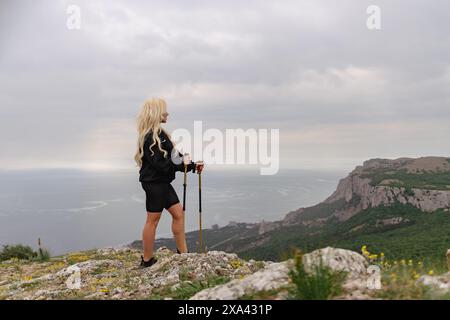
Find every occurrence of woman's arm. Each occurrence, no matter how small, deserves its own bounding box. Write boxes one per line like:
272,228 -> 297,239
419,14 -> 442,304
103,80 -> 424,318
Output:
146,139 -> 195,174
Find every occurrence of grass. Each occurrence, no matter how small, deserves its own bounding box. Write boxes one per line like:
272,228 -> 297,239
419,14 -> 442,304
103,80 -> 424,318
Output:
0,244 -> 51,262
148,275 -> 231,300
360,168 -> 450,190
239,288 -> 286,300
36,248 -> 51,262
361,246 -> 450,299
178,267 -> 193,281
286,249 -> 346,300
0,244 -> 37,261
240,202 -> 450,263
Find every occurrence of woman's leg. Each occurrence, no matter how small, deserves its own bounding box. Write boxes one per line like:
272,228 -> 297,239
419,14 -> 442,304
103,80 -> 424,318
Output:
167,202 -> 188,253
142,211 -> 162,261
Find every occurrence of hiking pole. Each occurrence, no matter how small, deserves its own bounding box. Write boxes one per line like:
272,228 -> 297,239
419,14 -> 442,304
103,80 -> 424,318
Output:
197,161 -> 205,253
182,153 -> 191,212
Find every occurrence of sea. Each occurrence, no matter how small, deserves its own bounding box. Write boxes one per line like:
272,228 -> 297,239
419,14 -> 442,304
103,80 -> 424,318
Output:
0,167 -> 346,255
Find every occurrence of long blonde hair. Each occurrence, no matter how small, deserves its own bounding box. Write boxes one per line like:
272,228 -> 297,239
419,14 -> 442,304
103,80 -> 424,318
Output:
134,97 -> 175,168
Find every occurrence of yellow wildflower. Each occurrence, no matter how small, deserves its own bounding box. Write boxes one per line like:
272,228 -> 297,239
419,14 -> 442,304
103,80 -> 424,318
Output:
230,259 -> 242,269
361,245 -> 370,257
428,270 -> 434,275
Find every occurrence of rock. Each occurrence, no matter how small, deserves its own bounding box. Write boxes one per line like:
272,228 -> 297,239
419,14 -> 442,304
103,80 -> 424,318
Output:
341,278 -> 369,292
96,246 -> 132,256
416,272 -> 450,291
301,247 -> 369,279
283,157 -> 450,225
189,260 -> 295,300
335,290 -> 374,300
112,287 -> 123,294
0,245 -> 375,300
56,259 -> 123,277
189,247 -> 371,300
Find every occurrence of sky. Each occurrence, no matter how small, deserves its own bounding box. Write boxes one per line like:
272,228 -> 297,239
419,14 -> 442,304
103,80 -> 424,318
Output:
1,0 -> 449,172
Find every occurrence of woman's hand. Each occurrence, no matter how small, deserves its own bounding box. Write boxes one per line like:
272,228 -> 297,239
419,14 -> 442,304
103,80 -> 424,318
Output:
195,161 -> 205,174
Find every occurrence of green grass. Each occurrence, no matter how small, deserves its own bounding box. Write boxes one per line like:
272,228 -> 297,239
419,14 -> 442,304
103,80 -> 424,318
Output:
239,202 -> 450,263
292,199 -> 348,221
36,248 -> 51,262
286,250 -> 346,300
239,288 -> 286,300
0,244 -> 52,262
371,258 -> 450,300
148,276 -> 231,300
0,244 -> 37,261
361,168 -> 450,190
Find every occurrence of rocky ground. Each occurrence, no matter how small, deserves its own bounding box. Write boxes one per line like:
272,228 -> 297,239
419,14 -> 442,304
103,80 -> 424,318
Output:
0,246 -> 448,300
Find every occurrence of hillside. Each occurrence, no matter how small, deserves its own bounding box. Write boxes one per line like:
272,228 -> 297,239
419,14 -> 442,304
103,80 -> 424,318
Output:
133,157 -> 450,262
2,156 -> 450,300
2,245 -> 449,300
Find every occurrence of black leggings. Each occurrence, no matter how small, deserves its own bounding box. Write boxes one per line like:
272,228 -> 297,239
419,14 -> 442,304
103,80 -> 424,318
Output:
141,182 -> 180,212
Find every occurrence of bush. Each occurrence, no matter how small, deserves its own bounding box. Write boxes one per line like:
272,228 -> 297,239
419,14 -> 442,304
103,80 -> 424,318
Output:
0,244 -> 37,261
36,247 -> 51,262
0,243 -> 51,262
287,250 -> 346,300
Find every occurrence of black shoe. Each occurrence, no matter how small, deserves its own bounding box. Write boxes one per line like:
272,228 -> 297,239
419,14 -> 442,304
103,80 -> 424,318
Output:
140,255 -> 157,268
176,248 -> 190,254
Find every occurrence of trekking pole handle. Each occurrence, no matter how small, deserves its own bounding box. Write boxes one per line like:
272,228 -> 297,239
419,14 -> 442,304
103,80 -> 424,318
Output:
183,153 -> 191,165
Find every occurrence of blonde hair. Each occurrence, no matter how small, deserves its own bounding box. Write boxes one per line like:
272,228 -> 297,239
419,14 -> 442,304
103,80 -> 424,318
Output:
134,97 -> 176,168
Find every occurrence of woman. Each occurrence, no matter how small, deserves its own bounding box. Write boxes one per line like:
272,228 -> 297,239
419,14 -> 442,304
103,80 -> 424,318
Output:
134,98 -> 204,268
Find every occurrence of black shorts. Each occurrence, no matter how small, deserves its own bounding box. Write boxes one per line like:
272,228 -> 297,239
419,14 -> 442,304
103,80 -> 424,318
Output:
141,182 -> 180,212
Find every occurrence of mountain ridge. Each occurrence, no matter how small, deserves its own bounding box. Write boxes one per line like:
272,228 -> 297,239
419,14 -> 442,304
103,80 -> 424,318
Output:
132,156 -> 450,261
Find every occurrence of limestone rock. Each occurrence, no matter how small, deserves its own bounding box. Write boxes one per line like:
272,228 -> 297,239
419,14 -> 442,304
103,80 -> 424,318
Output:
189,260 -> 295,300
416,272 -> 450,292
190,247 -> 370,300
302,247 -> 369,279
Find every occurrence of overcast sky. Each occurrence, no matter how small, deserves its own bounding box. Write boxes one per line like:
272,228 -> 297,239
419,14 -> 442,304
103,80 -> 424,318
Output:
1,0 -> 449,172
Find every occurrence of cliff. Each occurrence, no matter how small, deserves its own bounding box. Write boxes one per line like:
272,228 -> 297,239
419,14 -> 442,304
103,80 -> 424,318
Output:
285,156 -> 450,225
135,157 -> 450,262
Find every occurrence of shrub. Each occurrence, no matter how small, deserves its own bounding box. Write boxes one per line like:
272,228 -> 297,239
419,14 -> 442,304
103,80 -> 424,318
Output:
287,250 -> 346,300
0,243 -> 51,262
0,244 -> 37,261
36,247 -> 51,262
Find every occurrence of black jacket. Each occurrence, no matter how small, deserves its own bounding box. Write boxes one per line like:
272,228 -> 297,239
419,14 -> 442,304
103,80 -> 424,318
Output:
139,129 -> 196,183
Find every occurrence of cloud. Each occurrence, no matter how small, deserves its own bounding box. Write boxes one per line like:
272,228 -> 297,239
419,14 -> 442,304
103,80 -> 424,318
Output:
1,0 -> 449,170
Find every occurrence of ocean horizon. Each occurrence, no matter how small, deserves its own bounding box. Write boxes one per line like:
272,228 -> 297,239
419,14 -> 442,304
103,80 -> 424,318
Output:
0,167 -> 346,256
